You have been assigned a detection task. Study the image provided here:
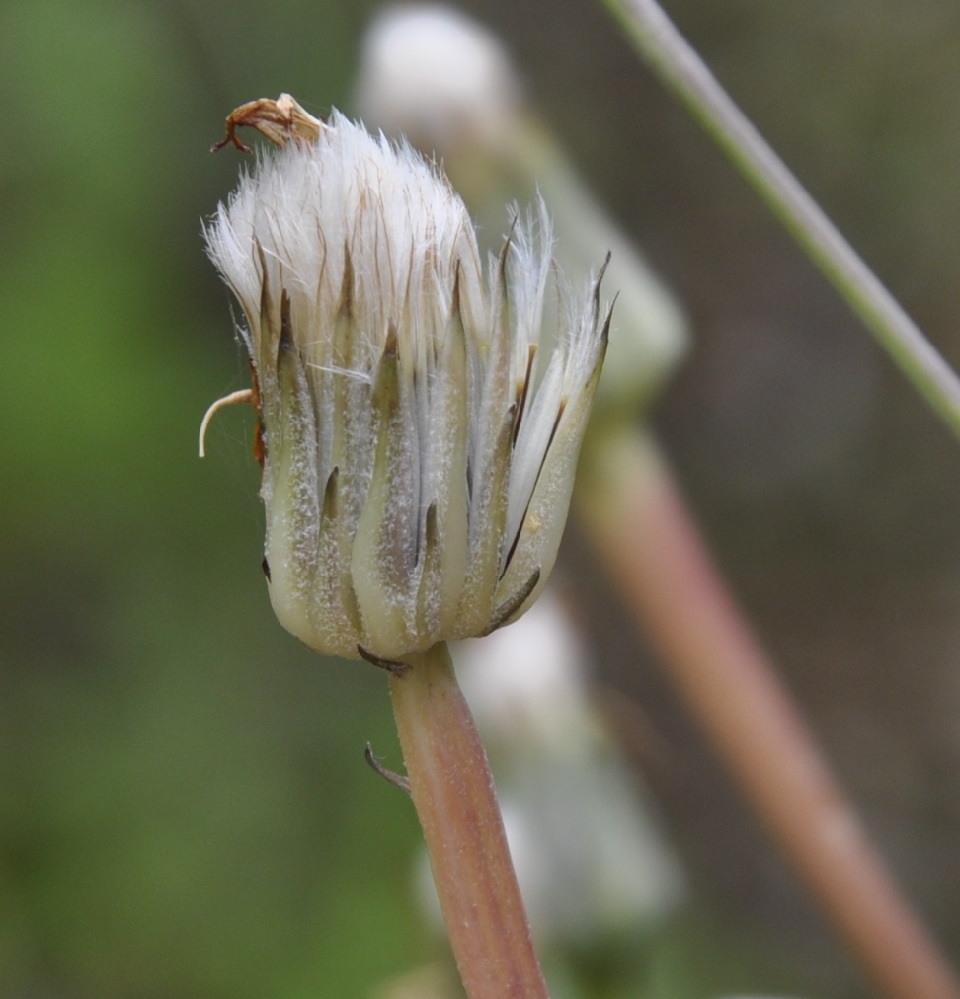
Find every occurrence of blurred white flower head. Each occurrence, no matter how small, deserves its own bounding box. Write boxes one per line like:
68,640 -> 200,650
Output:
356,5 -> 688,416
355,3 -> 520,154
204,104 -> 609,660
456,589 -> 595,754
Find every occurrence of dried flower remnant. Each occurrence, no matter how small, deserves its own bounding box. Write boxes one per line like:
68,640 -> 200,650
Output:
211,92 -> 324,152
203,96 -> 609,662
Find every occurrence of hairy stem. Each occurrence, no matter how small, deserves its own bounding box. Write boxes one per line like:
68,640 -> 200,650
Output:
579,425 -> 960,999
390,642 -> 549,999
604,0 -> 960,442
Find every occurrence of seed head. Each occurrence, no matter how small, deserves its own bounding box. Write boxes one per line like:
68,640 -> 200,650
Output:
204,102 -> 609,661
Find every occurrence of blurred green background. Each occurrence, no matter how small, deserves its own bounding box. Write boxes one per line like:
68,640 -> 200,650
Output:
3,1 -> 960,997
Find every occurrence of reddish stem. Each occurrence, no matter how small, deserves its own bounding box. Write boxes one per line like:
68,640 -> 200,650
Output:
580,426 -> 960,999
390,643 -> 549,999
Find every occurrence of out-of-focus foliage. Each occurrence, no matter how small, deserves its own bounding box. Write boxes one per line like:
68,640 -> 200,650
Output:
3,1 -> 960,997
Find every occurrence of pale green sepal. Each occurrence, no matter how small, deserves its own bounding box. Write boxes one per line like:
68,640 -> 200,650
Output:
415,503 -> 443,641
494,344 -> 606,625
300,467 -> 362,658
264,301 -> 324,650
424,311 -> 470,636
253,244 -> 283,468
351,329 -> 421,658
456,404 -> 514,637
468,238 -> 515,539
